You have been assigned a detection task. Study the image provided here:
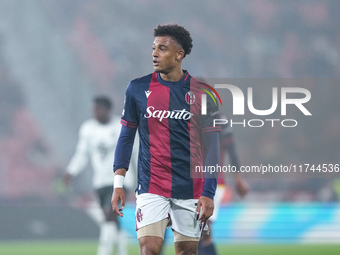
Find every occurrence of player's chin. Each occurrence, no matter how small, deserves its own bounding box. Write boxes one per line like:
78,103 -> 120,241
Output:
153,66 -> 163,73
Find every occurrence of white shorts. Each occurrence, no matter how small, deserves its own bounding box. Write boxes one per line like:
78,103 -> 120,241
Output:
135,193 -> 201,238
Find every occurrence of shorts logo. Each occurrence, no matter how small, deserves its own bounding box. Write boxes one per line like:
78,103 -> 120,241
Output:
185,91 -> 196,105
136,208 -> 143,222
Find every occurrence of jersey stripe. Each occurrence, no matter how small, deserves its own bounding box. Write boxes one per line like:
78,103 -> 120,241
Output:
135,74 -> 152,194
147,73 -> 172,197
168,81 -> 193,198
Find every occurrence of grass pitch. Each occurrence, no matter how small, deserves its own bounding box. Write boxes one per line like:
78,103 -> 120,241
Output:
0,241 -> 339,255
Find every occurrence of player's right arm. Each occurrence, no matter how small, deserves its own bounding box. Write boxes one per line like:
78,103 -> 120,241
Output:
111,82 -> 139,216
112,168 -> 127,217
111,124 -> 137,216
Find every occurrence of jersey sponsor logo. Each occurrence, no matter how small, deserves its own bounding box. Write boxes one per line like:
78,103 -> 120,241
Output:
144,106 -> 193,122
185,91 -> 196,105
145,90 -> 152,98
136,208 -> 143,222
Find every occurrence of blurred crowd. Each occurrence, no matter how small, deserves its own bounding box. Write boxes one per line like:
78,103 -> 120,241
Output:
52,0 -> 340,79
0,0 -> 339,203
0,45 -> 58,200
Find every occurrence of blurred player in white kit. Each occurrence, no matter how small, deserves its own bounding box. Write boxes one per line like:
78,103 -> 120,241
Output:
64,96 -> 134,255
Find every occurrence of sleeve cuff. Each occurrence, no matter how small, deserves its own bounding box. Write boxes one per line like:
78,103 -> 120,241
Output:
201,190 -> 215,200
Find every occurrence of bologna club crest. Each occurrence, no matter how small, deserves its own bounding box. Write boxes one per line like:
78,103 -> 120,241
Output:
136,208 -> 143,222
185,91 -> 196,105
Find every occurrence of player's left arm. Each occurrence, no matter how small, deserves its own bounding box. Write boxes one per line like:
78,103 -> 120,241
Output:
224,132 -> 249,197
196,131 -> 220,222
195,82 -> 221,221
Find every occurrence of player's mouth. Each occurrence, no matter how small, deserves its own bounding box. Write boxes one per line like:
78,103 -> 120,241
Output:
153,60 -> 160,66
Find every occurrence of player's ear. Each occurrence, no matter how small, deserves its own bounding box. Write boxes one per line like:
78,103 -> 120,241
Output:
176,50 -> 185,61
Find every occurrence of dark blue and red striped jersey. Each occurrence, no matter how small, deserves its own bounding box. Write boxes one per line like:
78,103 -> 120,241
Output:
116,71 -> 220,199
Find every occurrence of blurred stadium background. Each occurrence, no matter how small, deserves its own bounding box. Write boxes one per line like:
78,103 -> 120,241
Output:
0,0 -> 339,254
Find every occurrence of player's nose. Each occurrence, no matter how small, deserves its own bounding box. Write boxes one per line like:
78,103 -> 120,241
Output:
152,48 -> 158,57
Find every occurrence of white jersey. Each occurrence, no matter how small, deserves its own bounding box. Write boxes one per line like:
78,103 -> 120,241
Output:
66,116 -> 122,189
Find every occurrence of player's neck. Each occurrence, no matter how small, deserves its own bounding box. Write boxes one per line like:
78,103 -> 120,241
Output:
160,69 -> 184,82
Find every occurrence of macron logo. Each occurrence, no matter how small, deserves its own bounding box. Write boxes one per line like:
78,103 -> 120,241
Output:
145,90 -> 152,98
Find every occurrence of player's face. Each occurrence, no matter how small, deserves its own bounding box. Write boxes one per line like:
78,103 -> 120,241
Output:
152,36 -> 184,74
93,104 -> 111,124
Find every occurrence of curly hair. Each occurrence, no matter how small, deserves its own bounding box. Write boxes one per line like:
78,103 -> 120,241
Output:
153,23 -> 193,58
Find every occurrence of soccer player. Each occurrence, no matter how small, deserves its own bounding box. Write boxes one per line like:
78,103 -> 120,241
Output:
198,118 -> 249,255
64,96 -> 128,255
111,23 -> 221,255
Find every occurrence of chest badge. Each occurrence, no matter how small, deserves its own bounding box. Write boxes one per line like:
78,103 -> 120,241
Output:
185,91 -> 196,105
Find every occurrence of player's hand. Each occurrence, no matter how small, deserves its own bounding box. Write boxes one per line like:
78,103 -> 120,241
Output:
196,196 -> 214,222
111,188 -> 125,217
235,177 -> 249,198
